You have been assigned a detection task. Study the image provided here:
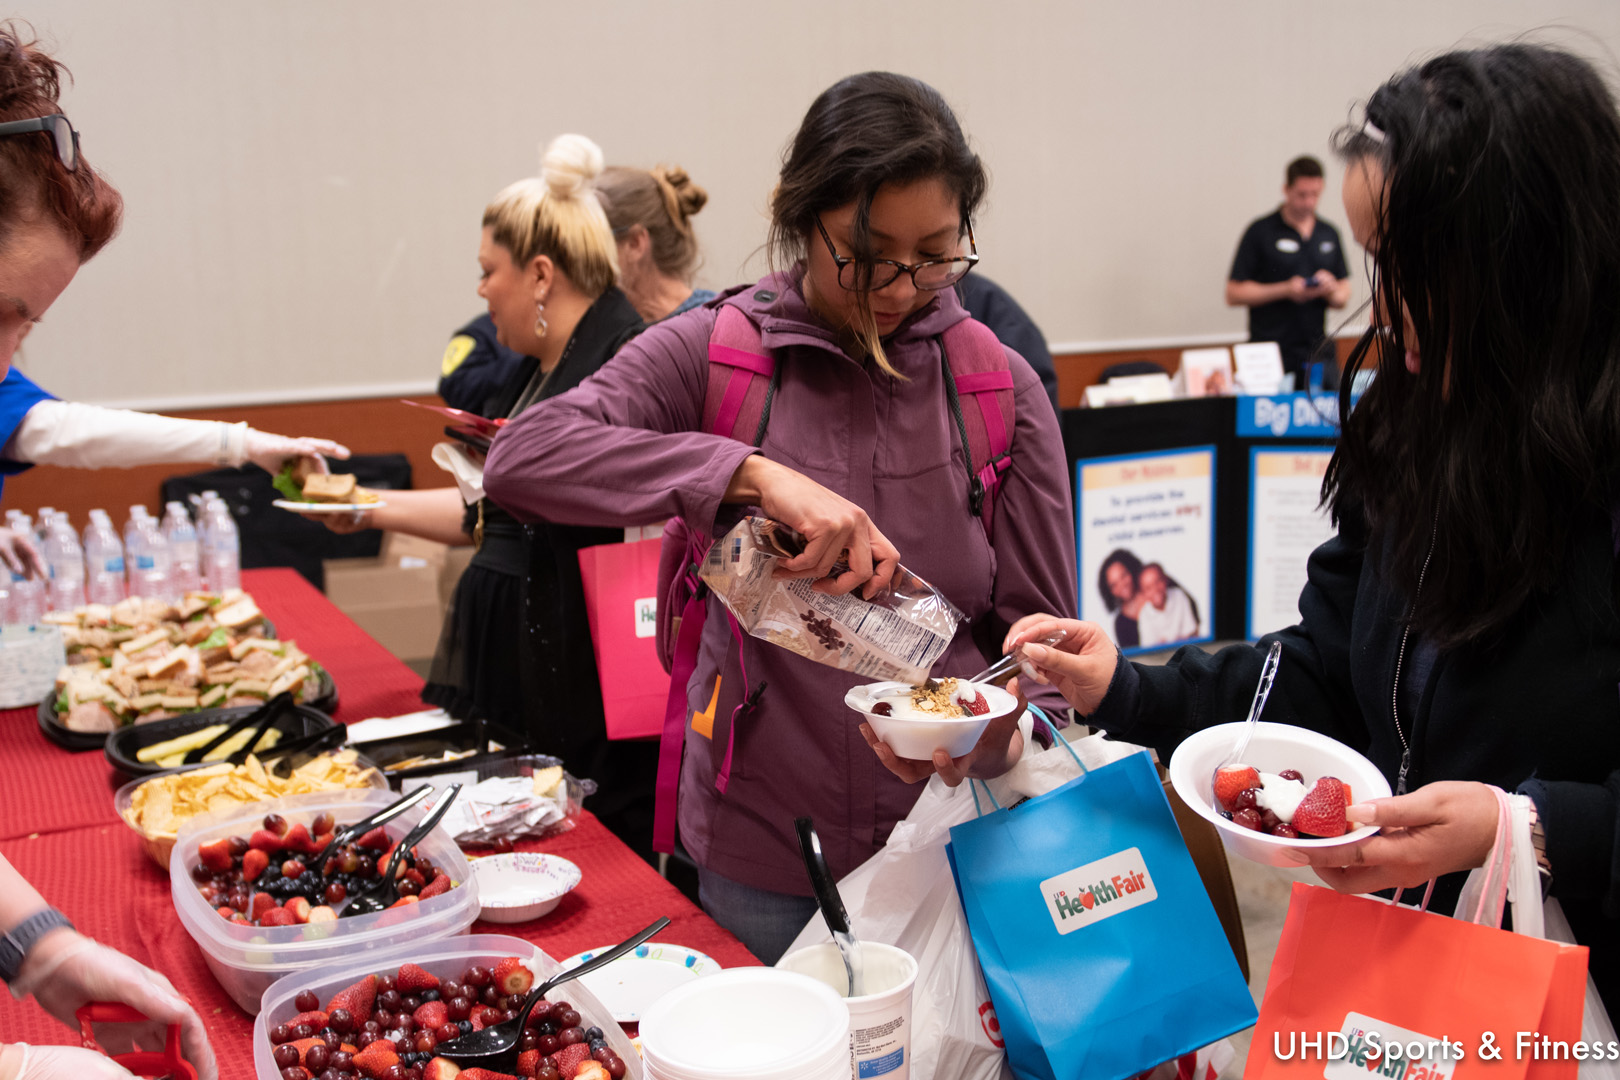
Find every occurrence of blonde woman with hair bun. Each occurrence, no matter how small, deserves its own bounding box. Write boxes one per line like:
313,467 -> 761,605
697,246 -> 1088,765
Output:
321,133 -> 659,858
598,164 -> 716,323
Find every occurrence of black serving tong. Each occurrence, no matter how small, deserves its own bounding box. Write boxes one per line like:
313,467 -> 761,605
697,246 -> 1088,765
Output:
340,783 -> 462,918
182,692 -> 297,764
433,917 -> 672,1067
253,722 -> 348,773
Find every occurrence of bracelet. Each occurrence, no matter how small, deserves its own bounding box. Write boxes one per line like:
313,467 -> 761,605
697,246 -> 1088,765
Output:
1525,800 -> 1553,896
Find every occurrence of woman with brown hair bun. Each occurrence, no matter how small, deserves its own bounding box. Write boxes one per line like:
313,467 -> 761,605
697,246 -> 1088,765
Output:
597,165 -> 714,322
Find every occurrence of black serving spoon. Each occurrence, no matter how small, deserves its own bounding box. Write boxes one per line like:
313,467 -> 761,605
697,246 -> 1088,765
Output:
308,783 -> 435,871
433,916 -> 671,1067
339,783 -> 461,918
796,816 -> 862,997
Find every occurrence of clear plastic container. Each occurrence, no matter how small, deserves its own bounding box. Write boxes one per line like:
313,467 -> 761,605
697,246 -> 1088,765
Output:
169,787 -> 480,1014
251,934 -> 644,1080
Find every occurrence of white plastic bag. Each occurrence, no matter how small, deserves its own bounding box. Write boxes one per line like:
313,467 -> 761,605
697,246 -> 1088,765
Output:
782,720 -> 1147,1080
1454,789 -> 1620,1080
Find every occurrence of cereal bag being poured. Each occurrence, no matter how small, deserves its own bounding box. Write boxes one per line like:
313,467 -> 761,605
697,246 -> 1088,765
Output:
700,517 -> 963,684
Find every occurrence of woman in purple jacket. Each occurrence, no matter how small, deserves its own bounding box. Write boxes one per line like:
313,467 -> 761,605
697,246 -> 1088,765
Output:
484,72 -> 1078,962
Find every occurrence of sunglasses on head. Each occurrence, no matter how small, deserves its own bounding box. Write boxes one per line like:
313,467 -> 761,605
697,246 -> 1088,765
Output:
0,113 -> 79,171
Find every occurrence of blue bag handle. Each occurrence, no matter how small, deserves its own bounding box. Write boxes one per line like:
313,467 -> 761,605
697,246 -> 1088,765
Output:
968,706 -> 1088,817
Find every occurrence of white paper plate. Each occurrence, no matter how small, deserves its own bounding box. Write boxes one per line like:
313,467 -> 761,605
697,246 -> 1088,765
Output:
272,499 -> 387,513
558,942 -> 722,1022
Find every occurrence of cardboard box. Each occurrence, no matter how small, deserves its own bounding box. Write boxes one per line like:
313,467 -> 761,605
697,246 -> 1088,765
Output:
323,534 -> 447,663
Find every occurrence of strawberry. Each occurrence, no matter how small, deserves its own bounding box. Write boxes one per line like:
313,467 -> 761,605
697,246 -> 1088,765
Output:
356,826 -> 390,850
414,1001 -> 449,1031
419,874 -> 452,900
261,907 -> 296,927
197,837 -> 233,872
1341,780 -> 1353,806
216,905 -> 235,920
248,828 -> 285,851
515,1051 -> 541,1078
1291,776 -> 1349,838
307,905 -> 336,923
423,1060 -> 462,1080
397,962 -> 440,992
325,973 -> 378,1019
353,1039 -> 400,1080
289,1011 -> 328,1031
286,896 -> 313,923
572,1064 -> 609,1080
388,895 -> 421,908
459,1071 -> 519,1080
242,848 -> 269,882
547,1044 -> 592,1080
404,868 -> 426,888
956,690 -> 990,716
1212,766 -> 1261,813
492,957 -> 533,996
282,823 -> 314,853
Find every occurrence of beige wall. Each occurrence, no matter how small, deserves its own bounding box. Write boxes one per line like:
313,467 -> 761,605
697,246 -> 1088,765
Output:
16,1 -> 1620,408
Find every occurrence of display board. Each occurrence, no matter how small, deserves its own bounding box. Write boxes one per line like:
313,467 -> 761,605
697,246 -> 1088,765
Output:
1247,448 -> 1337,640
1077,446 -> 1215,655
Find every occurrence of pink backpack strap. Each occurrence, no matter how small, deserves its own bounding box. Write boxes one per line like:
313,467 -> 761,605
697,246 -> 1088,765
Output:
702,304 -> 776,443
941,317 -> 1017,540
652,302 -> 776,853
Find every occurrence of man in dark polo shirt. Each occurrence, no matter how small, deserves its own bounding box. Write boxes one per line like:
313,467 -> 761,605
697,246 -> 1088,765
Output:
1226,155 -> 1352,381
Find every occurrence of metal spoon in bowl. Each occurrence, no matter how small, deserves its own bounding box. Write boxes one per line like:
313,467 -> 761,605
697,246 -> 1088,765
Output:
1209,640 -> 1283,810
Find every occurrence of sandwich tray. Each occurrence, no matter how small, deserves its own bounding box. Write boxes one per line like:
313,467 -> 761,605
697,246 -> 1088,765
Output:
271,500 -> 388,514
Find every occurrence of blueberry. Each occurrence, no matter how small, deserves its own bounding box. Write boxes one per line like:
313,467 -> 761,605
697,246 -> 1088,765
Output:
459,1020 -> 472,1035
584,1027 -> 603,1042
589,1039 -> 607,1052
421,989 -> 440,1002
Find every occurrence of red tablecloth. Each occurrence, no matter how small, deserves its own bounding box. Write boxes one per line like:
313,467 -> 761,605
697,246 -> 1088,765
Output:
0,568 -> 757,1079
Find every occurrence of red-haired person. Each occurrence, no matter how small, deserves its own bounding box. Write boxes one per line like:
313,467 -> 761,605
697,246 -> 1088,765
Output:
0,25 -> 345,578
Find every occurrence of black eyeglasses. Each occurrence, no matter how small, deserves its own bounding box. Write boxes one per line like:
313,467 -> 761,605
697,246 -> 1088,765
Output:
0,114 -> 79,171
816,216 -> 978,292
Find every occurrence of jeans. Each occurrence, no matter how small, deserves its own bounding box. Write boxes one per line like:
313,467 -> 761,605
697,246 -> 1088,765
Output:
697,865 -> 820,965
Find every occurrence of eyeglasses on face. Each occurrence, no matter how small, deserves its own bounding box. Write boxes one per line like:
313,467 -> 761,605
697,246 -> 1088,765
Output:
0,114 -> 79,171
815,216 -> 978,292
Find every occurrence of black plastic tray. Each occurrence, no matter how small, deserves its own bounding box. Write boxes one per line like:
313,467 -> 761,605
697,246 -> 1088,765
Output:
39,667 -> 339,753
102,701 -> 340,779
348,719 -> 530,785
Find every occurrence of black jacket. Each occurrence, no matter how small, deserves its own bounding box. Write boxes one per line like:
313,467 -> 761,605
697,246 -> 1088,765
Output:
1089,498 -> 1620,1010
483,288 -> 645,756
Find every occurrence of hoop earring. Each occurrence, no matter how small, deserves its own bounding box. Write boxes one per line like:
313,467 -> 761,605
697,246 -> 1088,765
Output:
534,302 -> 548,339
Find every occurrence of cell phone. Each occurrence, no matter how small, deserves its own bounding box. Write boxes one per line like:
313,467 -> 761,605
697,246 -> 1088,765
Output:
443,425 -> 492,454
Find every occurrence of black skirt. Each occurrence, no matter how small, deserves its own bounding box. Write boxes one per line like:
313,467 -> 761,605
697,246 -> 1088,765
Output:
422,561 -> 526,729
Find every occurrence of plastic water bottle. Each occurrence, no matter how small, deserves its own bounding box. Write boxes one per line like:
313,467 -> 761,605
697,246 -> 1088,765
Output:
123,508 -> 149,599
9,514 -> 46,625
33,507 -> 54,545
44,512 -> 85,613
84,510 -> 126,606
125,510 -> 173,602
162,502 -> 201,595
204,498 -> 240,593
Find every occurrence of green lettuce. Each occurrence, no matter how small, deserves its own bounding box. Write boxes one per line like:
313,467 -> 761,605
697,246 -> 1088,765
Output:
272,464 -> 303,502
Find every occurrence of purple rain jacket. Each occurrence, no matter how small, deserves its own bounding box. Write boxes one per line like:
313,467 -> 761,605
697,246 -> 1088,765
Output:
484,270 -> 1078,894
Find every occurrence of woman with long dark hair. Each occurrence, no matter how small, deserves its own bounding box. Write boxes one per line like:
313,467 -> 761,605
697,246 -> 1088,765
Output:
945,43 -> 1620,1009
485,72 -> 1077,961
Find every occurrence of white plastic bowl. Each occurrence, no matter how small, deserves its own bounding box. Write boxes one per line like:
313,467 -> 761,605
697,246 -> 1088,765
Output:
470,852 -> 581,922
846,679 -> 1016,760
170,788 -> 479,1013
253,933 -> 642,1080
1166,721 -> 1391,867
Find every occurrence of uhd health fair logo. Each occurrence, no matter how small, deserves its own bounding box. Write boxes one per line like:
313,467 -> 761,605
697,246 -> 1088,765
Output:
1039,847 -> 1156,935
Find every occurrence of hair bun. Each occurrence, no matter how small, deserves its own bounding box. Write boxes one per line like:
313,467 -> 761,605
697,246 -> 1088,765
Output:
654,165 -> 708,220
541,134 -> 604,200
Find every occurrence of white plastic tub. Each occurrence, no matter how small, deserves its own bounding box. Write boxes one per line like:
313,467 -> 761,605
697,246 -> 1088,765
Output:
252,933 -> 642,1080
171,787 -> 479,1013
640,968 -> 851,1080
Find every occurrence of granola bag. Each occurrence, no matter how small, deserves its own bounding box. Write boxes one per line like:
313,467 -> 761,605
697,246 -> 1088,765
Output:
700,517 -> 963,684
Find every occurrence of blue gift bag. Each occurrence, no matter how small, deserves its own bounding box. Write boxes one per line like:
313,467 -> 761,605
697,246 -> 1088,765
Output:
947,748 -> 1257,1080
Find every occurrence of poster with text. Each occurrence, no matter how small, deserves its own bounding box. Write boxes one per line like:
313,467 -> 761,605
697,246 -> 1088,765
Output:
1247,448 -> 1336,639
1077,447 -> 1215,655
